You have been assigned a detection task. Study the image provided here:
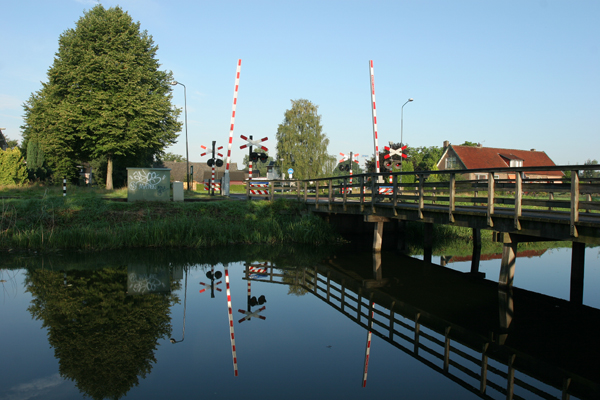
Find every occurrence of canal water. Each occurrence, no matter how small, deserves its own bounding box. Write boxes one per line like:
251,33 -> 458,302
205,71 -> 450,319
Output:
1,244 -> 598,400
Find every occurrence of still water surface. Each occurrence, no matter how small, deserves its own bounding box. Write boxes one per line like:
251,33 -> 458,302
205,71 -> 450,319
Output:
1,244 -> 598,399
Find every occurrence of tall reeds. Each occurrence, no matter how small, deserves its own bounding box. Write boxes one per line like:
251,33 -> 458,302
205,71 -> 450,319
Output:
0,197 -> 342,251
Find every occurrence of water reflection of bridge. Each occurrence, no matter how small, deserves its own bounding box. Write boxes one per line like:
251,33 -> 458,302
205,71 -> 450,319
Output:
244,256 -> 600,400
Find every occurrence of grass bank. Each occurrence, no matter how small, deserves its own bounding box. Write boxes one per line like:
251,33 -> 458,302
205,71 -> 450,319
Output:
0,195 -> 344,252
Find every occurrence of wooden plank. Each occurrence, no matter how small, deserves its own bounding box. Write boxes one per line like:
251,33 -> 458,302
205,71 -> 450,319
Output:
418,174 -> 425,219
514,172 -> 522,230
449,173 -> 456,223
571,171 -> 579,237
487,172 -> 495,227
328,179 -> 332,211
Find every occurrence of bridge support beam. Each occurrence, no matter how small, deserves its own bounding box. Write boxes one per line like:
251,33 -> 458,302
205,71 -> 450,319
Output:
424,223 -> 433,264
570,242 -> 585,305
365,215 -> 390,252
470,228 -> 483,277
499,240 -> 518,287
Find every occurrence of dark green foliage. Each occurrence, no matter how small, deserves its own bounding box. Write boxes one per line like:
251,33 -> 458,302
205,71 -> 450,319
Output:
21,5 -> 181,188
0,148 -> 28,185
159,152 -> 185,162
276,99 -> 335,180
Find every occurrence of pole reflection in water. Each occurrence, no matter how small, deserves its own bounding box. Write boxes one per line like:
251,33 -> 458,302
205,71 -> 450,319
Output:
199,265 -> 223,297
224,265 -> 239,376
240,263 -> 268,323
170,267 -> 187,344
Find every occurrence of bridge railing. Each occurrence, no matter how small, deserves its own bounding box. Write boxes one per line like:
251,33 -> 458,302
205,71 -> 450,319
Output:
243,262 -> 582,399
289,165 -> 600,235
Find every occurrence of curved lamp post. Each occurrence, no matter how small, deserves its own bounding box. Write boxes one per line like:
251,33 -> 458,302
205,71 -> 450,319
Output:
400,98 -> 413,172
171,81 -> 190,191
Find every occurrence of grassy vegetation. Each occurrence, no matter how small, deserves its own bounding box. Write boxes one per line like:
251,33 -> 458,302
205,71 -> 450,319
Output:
0,185 -> 343,252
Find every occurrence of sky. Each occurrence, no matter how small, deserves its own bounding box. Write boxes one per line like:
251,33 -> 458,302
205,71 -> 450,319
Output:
1,0 -> 599,169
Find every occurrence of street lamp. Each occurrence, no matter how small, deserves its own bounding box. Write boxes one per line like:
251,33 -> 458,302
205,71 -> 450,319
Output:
400,98 -> 413,172
171,81 -> 190,191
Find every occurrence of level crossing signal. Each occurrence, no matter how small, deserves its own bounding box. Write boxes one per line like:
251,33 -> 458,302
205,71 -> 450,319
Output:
384,145 -> 407,160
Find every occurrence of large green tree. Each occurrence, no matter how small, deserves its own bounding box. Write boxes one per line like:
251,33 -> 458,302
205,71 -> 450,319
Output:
275,99 -> 334,180
21,5 -> 181,189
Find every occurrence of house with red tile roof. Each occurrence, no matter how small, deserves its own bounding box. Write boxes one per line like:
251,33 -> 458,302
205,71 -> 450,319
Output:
436,141 -> 563,181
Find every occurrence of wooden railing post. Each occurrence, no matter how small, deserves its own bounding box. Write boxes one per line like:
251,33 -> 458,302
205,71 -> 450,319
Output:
269,181 -> 274,201
449,173 -> 456,223
371,174 -> 377,212
571,170 -> 579,237
303,181 -> 308,202
343,177 -> 347,211
392,175 -> 398,208
514,172 -> 522,230
487,172 -> 495,227
360,176 -> 365,212
315,180 -> 319,209
418,173 -> 424,219
246,180 -> 250,200
328,179 -> 333,211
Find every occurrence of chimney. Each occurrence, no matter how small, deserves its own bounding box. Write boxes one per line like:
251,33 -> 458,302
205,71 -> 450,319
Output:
443,140 -> 449,149
530,149 -> 536,151
477,143 -> 483,148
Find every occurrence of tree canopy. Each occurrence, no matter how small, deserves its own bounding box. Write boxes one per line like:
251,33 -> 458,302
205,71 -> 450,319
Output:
21,5 -> 181,188
275,99 -> 334,180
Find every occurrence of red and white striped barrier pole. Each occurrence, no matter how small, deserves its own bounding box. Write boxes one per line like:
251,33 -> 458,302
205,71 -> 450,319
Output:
224,59 -> 242,196
362,302 -> 375,387
369,60 -> 380,175
224,265 -> 238,376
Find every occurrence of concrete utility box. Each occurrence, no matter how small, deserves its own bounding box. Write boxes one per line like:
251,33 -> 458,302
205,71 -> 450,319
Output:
127,168 -> 171,202
172,181 -> 184,202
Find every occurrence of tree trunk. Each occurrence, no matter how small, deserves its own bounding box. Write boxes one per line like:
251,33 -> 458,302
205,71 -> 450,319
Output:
106,154 -> 114,190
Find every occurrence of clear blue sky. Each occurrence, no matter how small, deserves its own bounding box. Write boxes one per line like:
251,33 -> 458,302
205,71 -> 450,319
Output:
2,0 -> 599,168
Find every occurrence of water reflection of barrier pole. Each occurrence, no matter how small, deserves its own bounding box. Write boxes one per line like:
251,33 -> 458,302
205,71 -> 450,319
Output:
170,267 -> 188,344
363,299 -> 374,387
224,265 -> 238,376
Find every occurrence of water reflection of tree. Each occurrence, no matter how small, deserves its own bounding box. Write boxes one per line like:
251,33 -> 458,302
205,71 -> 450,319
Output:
280,268 -> 310,296
25,267 -> 179,400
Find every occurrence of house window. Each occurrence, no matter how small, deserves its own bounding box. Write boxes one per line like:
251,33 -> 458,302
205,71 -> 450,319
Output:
446,156 -> 458,169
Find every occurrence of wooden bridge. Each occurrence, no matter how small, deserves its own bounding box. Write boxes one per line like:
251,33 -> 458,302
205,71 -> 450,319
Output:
243,256 -> 600,400
244,164 -> 600,298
